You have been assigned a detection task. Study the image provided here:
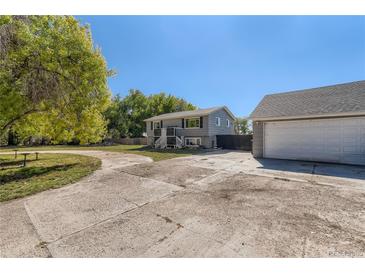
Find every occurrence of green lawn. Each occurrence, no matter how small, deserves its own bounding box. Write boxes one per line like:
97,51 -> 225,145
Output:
0,153 -> 101,202
0,145 -> 202,161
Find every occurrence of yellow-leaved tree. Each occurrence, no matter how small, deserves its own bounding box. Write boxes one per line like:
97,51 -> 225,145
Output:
0,16 -> 112,144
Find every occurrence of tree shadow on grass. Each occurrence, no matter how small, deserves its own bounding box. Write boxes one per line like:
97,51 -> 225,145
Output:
0,159 -> 39,169
0,164 -> 77,185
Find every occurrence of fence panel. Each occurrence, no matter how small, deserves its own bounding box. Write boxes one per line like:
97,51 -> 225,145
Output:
216,135 -> 252,151
106,137 -> 147,145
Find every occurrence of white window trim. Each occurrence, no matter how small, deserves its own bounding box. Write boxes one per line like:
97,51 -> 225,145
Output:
185,117 -> 201,129
216,117 -> 221,126
153,121 -> 160,129
185,137 -> 202,147
226,119 -> 230,128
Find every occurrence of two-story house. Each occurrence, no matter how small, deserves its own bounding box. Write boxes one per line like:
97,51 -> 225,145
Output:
144,106 -> 236,148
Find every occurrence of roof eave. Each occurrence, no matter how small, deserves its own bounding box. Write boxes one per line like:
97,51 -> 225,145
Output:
144,114 -> 203,122
221,106 -> 236,120
250,111 -> 365,121
144,106 -> 236,122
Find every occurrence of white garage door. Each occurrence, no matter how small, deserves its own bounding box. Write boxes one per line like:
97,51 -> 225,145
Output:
264,117 -> 365,165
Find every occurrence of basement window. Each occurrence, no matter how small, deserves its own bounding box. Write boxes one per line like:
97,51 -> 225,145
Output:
185,137 -> 201,147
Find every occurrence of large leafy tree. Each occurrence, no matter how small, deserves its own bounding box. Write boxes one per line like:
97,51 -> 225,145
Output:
105,90 -> 196,138
104,95 -> 131,138
0,16 -> 111,144
123,89 -> 150,137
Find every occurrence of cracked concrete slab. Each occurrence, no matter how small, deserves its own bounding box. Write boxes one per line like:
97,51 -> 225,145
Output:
144,173 -> 365,257
1,150 -> 365,257
0,200 -> 51,257
24,171 -> 181,242
47,201 -> 241,258
46,169 -> 365,257
47,207 -> 181,257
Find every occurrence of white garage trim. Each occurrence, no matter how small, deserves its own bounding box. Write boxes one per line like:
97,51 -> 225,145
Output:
255,111 -> 365,121
263,117 -> 365,165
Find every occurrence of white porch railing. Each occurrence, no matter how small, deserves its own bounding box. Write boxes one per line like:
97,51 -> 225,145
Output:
176,136 -> 184,148
154,128 -> 166,148
154,127 -> 185,149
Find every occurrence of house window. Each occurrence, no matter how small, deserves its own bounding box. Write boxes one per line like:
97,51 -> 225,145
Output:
185,117 -> 200,128
226,119 -> 230,127
215,117 -> 221,126
185,137 -> 201,147
153,121 -> 160,129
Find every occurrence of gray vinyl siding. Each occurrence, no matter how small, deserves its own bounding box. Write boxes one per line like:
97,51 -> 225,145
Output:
200,136 -> 214,148
208,109 -> 235,135
252,121 -> 264,157
205,136 -> 217,148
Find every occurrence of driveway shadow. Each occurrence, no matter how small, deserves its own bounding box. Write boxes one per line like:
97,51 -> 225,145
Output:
256,158 -> 365,181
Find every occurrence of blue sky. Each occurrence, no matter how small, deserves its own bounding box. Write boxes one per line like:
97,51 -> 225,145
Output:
77,16 -> 365,117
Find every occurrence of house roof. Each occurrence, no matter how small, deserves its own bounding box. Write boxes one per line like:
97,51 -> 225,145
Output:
144,106 -> 235,122
250,80 -> 365,120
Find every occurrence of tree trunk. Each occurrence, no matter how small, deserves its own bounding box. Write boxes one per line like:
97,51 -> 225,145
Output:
0,109 -> 41,140
7,129 -> 19,146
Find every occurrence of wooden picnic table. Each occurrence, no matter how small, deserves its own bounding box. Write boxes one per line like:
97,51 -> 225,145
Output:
19,152 -> 31,167
19,152 -> 40,167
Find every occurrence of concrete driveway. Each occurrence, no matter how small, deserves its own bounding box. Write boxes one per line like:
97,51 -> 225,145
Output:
1,150 -> 364,257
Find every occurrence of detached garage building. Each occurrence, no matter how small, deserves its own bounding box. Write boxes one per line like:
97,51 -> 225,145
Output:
250,81 -> 365,165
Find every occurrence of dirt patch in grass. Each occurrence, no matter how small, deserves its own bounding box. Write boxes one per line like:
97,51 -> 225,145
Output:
0,153 -> 101,202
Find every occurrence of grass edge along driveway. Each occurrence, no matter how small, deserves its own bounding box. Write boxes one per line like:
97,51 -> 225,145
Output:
0,153 -> 101,202
0,145 -> 201,162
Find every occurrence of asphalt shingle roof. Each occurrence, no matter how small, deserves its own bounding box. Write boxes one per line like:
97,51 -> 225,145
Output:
144,106 -> 235,121
250,80 -> 365,120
